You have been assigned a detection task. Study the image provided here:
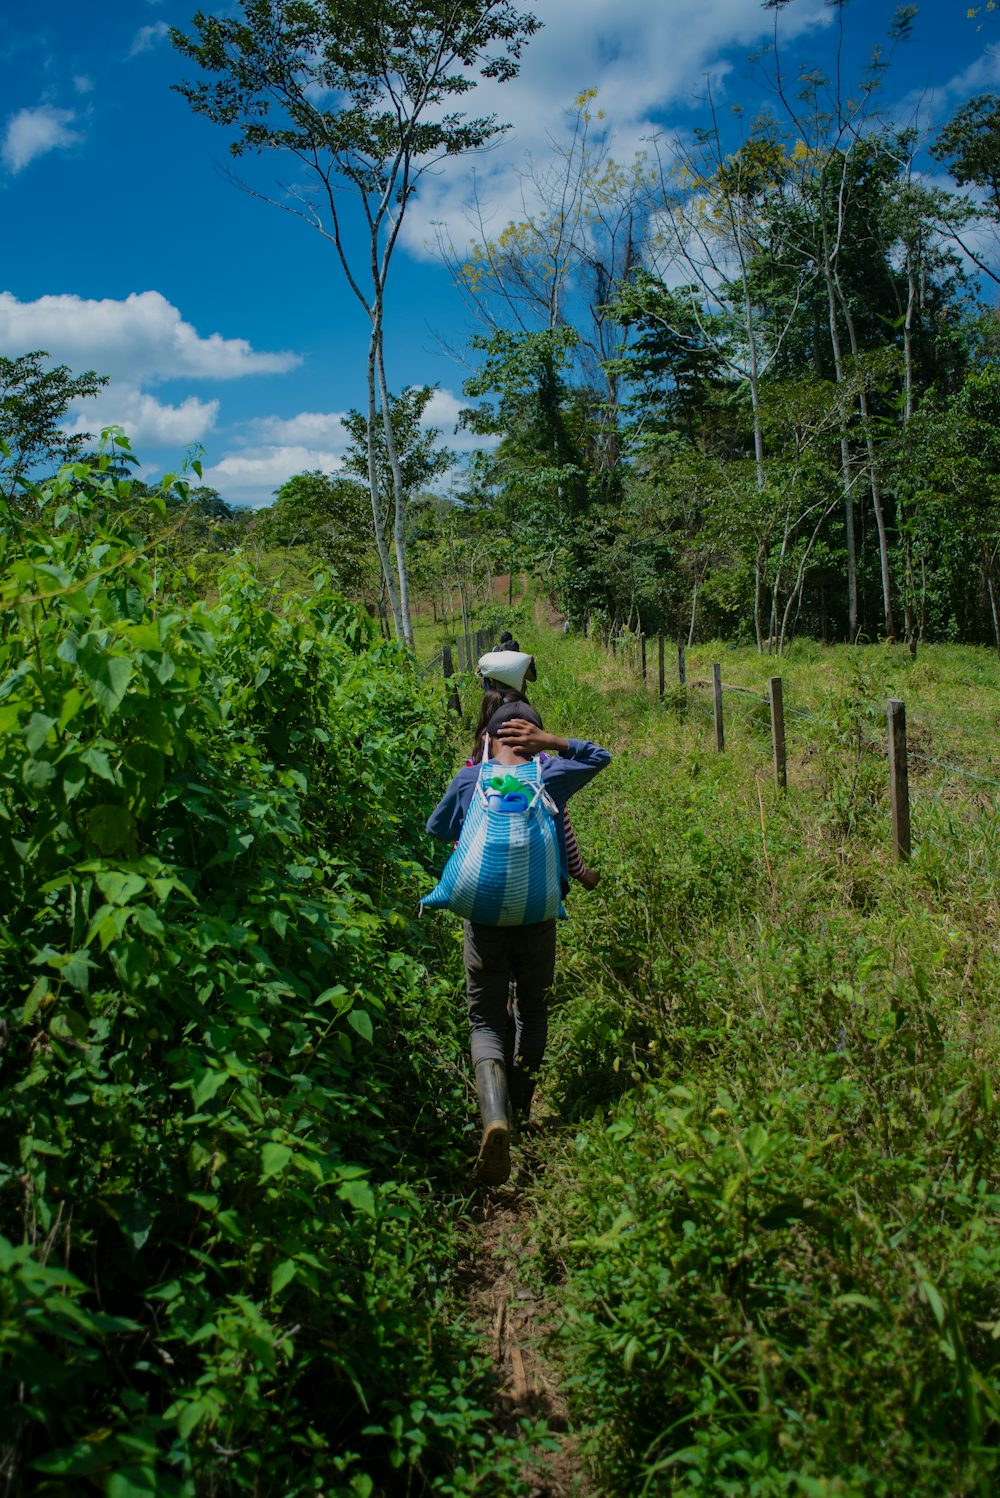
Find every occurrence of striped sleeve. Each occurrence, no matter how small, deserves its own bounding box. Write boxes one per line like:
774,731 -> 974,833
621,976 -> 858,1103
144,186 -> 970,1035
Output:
563,808 -> 586,880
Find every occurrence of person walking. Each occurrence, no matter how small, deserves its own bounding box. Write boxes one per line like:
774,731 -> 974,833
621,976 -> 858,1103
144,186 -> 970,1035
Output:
477,645 -> 537,695
425,703 -> 610,1185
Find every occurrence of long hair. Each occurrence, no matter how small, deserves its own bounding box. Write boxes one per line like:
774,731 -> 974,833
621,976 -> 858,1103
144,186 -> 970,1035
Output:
471,686 -> 528,762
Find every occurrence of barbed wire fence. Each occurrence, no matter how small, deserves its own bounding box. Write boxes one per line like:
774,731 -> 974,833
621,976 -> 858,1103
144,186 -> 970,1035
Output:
605,631 -> 1000,864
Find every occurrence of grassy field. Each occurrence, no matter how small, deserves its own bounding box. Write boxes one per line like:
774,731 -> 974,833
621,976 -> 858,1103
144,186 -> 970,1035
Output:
456,629 -> 1000,1496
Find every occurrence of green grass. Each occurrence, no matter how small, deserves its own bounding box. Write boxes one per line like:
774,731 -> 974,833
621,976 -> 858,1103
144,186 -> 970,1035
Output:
501,628 -> 1000,1497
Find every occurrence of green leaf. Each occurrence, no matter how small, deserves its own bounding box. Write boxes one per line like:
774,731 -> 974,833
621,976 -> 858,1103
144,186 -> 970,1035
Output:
192,1068 -> 229,1109
316,984 -> 351,1014
62,758 -> 87,803
260,1143 -> 293,1180
87,804 -> 133,855
337,1178 -> 375,1215
271,1258 -> 298,1296
107,1469 -> 159,1498
96,870 -> 146,905
175,1398 -> 216,1442
79,644 -> 133,716
348,1008 -> 373,1042
920,1277 -> 947,1327
81,746 -> 116,782
23,758 -> 56,790
24,712 -> 56,752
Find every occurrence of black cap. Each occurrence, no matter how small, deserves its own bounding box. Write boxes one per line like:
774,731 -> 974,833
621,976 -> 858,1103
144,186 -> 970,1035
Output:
485,700 -> 543,738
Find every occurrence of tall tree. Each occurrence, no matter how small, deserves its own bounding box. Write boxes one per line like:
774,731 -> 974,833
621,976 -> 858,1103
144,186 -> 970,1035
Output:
253,470 -> 376,584
172,0 -> 538,648
448,93 -> 648,470
341,385 -> 455,630
644,110 -> 803,649
931,93 -> 1000,287
0,352 -> 107,510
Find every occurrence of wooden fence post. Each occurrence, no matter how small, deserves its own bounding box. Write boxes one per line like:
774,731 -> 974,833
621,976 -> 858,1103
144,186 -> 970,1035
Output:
443,645 -> 460,716
712,663 -> 724,752
677,641 -> 686,689
887,698 -> 911,861
769,676 -> 786,791
640,633 -> 647,682
658,634 -> 665,697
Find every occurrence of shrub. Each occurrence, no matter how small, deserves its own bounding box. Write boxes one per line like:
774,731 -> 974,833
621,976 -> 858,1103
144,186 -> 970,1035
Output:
0,453 -> 523,1495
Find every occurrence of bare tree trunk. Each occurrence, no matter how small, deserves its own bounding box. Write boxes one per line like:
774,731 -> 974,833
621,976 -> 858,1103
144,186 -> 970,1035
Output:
688,578 -> 699,648
821,258 -> 859,641
985,549 -> 1000,661
834,273 -> 895,640
374,332 -> 414,649
753,543 -> 766,653
769,509 -> 793,652
366,330 -> 404,639
460,583 -> 472,667
900,251 -> 918,653
778,500 -> 838,654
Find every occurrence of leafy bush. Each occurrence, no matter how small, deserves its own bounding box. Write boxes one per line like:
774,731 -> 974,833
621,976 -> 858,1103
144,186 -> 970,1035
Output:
0,453 -> 522,1495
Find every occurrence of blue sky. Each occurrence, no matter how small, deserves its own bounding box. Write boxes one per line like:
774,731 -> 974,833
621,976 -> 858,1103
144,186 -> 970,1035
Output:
1,0 -> 997,506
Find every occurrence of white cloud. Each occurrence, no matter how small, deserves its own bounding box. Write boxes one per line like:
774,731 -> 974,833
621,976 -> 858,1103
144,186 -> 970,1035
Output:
199,445 -> 348,505
401,0 -> 831,257
937,41 -> 1000,103
129,22 -> 170,58
0,290 -> 300,385
73,75 -> 94,96
2,105 -> 81,174
247,409 -> 350,445
64,385 -> 219,447
419,387 -> 492,453
893,40 -> 1000,131
210,384 -> 491,503
0,291 -> 303,479
421,388 -> 465,430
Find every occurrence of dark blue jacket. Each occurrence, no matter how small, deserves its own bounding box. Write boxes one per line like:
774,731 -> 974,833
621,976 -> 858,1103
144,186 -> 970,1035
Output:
426,740 -> 611,889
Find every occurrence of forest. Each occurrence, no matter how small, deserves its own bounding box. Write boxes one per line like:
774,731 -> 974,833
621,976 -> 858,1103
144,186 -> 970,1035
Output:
2,0 -> 1000,1495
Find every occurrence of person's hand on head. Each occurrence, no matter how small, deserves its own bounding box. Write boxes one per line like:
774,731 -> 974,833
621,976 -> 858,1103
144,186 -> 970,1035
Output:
496,718 -> 564,756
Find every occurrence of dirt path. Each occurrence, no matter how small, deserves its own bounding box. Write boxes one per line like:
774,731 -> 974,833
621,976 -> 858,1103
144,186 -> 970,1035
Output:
492,572 -> 531,609
457,1124 -> 590,1498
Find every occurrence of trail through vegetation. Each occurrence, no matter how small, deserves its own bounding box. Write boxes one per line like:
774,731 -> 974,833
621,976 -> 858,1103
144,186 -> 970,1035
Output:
459,1142 -> 583,1498
455,628 -> 1000,1497
3,452 -> 1000,1496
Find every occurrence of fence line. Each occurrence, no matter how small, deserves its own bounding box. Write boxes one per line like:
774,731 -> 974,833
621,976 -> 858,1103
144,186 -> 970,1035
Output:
424,625 -> 502,716
602,629 -> 1000,861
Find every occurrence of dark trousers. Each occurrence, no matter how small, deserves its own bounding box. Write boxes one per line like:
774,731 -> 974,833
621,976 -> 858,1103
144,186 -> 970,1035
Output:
463,919 -> 557,1072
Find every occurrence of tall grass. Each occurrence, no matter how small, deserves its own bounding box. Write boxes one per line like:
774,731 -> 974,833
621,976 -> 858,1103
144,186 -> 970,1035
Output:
513,629 -> 1000,1496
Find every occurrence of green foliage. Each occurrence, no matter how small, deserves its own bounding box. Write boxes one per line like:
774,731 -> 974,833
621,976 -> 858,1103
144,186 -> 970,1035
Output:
0,453 -> 528,1494
252,470 -> 379,597
342,387 -> 455,527
0,352 -> 108,506
522,633 -> 1000,1496
931,93 -> 1000,216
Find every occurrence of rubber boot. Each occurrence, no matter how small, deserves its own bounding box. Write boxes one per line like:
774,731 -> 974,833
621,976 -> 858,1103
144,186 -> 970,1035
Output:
474,1059 -> 511,1186
510,1066 -> 537,1129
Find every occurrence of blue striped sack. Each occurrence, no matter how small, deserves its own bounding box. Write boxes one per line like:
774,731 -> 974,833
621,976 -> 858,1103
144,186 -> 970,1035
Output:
422,757 -> 564,925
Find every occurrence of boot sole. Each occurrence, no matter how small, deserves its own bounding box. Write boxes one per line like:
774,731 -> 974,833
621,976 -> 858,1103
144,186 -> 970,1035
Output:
475,1120 -> 511,1186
